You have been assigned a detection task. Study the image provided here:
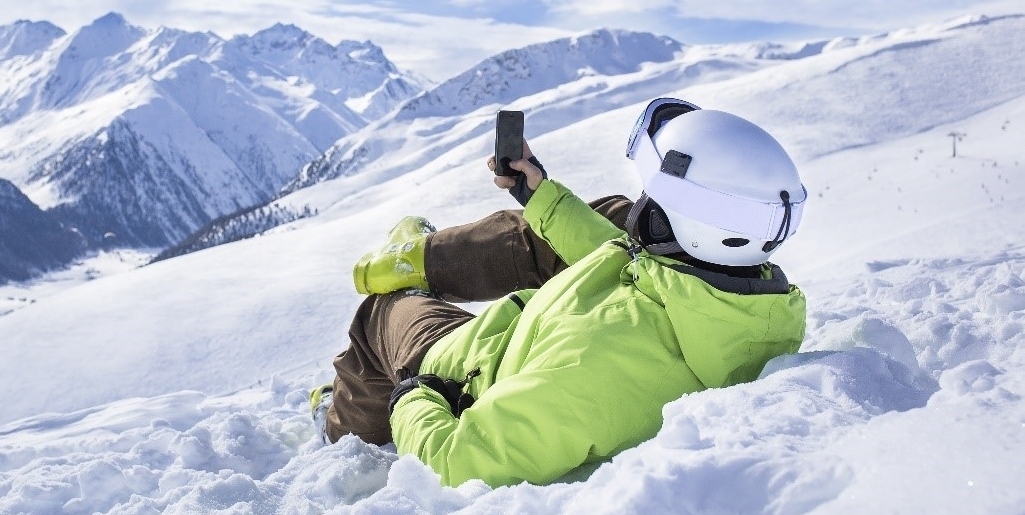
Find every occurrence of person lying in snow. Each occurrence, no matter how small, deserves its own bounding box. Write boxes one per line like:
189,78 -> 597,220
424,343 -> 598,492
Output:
311,98 -> 809,487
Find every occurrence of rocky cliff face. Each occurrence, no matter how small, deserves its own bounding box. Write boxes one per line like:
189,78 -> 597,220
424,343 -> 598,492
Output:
0,178 -> 86,283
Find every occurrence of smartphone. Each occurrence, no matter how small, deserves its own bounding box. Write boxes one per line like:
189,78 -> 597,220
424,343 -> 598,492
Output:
494,110 -> 524,176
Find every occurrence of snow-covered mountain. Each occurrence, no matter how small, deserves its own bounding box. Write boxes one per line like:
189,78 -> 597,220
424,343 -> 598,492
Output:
223,23 -> 425,123
282,28 -> 775,194
0,19 -> 65,60
269,14 -> 1025,231
0,13 -> 426,266
396,29 -> 685,119
2,12 -> 1025,514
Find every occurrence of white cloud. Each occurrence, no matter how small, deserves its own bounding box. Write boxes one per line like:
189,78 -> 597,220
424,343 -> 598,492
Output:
543,0 -> 1023,28
542,0 -> 678,16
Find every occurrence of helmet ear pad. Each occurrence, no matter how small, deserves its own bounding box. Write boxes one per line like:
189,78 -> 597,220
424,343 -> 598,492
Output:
626,193 -> 681,251
640,197 -> 675,245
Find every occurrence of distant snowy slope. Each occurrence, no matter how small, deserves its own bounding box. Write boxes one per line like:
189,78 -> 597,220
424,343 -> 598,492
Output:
784,92 -> 1025,279
682,14 -> 1025,161
283,28 -> 773,194
0,13 -> 424,252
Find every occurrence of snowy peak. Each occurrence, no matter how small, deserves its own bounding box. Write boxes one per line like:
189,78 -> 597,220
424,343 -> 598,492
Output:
398,28 -> 684,119
38,13 -> 150,109
228,23 -> 396,77
253,22 -> 314,44
63,12 -> 146,61
0,19 -> 65,60
232,23 -> 335,63
568,28 -> 684,71
140,26 -> 221,68
342,39 -> 390,67
225,25 -> 426,118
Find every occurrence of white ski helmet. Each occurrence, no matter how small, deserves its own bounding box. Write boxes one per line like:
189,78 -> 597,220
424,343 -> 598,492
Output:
624,98 -> 807,266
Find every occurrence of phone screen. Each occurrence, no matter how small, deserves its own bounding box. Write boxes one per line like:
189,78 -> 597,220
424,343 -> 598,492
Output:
495,110 -> 524,176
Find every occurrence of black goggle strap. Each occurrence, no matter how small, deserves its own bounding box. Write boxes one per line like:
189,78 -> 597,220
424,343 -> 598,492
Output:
624,192 -> 649,241
761,190 -> 792,253
646,102 -> 698,138
626,98 -> 701,160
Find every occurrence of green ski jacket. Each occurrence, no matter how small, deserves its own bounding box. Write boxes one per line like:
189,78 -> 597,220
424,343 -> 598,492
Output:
389,179 -> 806,487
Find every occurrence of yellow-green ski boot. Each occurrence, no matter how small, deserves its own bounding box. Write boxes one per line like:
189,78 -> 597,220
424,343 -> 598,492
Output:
352,216 -> 436,294
309,384 -> 334,444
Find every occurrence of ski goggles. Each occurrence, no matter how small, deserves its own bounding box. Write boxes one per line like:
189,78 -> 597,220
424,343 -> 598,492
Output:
624,97 -> 806,242
625,97 -> 702,162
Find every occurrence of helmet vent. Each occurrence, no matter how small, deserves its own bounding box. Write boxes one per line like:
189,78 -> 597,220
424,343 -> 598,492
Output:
722,238 -> 750,248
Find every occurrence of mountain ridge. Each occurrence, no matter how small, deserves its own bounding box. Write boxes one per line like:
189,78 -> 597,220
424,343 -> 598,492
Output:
282,28 -> 766,194
0,12 -> 426,281
150,16 -> 1025,260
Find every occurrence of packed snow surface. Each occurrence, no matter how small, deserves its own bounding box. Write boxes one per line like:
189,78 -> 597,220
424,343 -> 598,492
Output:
2,13 -> 1025,515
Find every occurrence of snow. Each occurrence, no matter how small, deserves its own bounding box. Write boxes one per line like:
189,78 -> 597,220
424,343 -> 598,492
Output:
2,12 -> 1025,515
0,249 -> 153,317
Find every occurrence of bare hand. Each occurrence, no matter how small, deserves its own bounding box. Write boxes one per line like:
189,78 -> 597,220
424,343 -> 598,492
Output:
490,141 -> 544,191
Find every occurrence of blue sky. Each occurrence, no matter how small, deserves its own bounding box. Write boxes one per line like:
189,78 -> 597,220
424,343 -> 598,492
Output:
1,0 -> 1021,80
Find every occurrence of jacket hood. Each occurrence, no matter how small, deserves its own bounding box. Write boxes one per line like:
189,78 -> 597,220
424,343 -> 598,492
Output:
624,247 -> 806,388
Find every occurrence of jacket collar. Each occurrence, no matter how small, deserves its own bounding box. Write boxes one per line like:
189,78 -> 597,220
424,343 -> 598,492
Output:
608,239 -> 791,297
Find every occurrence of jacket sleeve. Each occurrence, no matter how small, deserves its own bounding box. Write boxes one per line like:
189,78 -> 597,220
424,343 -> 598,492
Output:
388,307 -> 683,488
388,371 -> 593,487
522,179 -> 626,266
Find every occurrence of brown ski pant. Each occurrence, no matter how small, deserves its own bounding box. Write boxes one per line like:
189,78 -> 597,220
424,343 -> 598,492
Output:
325,195 -> 633,445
